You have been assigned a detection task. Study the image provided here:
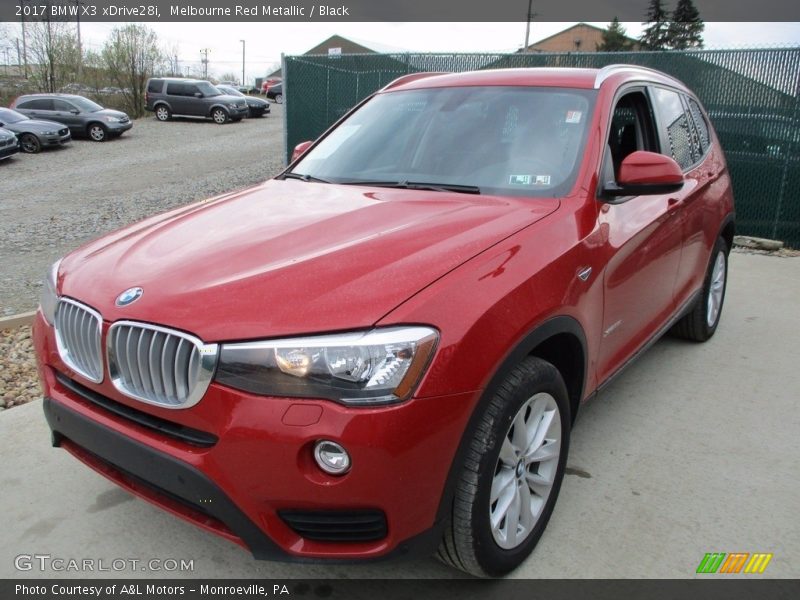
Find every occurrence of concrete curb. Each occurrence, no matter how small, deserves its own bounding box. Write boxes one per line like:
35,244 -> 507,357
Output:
0,311 -> 35,331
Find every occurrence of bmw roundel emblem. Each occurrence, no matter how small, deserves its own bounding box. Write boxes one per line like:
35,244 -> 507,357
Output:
116,287 -> 143,307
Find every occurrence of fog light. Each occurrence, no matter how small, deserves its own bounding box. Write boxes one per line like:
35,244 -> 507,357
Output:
313,440 -> 351,475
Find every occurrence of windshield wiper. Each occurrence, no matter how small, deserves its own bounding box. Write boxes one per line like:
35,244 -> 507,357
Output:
281,172 -> 331,183
337,180 -> 481,194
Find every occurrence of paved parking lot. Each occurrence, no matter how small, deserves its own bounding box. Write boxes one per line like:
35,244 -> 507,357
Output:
0,251 -> 797,579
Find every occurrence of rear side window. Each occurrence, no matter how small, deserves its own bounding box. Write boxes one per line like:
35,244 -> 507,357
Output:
685,97 -> 711,155
18,98 -> 53,110
147,79 -> 163,93
651,87 -> 696,170
166,83 -> 188,96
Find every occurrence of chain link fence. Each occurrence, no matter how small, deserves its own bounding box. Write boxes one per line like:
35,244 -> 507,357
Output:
284,48 -> 800,248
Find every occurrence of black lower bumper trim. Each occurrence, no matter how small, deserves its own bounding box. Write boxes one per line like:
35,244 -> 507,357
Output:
42,397 -> 442,563
43,396 -> 284,560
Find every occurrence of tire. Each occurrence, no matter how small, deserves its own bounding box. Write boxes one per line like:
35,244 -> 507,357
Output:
211,108 -> 228,124
275,93 -> 283,104
155,105 -> 171,121
437,356 -> 570,577
671,237 -> 729,342
19,133 -> 42,153
87,123 -> 107,142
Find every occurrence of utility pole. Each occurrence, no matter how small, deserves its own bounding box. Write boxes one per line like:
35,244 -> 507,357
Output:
240,39 -> 245,88
20,0 -> 29,78
15,38 -> 21,73
523,0 -> 537,53
73,0 -> 85,81
200,48 -> 209,79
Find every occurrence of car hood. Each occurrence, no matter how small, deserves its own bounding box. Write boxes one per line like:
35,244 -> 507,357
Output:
59,180 -> 558,342
91,108 -> 128,119
216,94 -> 246,104
6,119 -> 66,133
0,128 -> 15,140
246,97 -> 268,106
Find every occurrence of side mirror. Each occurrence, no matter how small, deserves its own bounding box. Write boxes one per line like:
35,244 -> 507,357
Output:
70,109 -> 80,115
603,151 -> 684,197
291,140 -> 313,162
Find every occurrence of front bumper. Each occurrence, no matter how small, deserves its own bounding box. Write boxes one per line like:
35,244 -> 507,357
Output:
106,121 -> 133,134
0,140 -> 19,159
33,311 -> 475,561
41,131 -> 71,147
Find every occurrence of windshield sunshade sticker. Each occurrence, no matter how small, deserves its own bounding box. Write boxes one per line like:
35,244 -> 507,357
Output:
565,110 -> 583,124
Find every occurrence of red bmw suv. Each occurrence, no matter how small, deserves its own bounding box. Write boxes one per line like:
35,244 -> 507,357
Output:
34,66 -> 734,577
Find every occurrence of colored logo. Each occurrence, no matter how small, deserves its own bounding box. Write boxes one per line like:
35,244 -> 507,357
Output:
696,552 -> 773,574
115,287 -> 143,307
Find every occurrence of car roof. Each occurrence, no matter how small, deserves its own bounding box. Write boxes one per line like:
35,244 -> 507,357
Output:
383,65 -> 688,93
17,93 -> 87,100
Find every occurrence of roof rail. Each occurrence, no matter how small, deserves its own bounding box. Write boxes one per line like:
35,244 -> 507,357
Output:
380,72 -> 447,92
593,64 -> 681,89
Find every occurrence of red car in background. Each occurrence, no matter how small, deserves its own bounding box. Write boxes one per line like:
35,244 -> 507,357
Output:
34,65 -> 734,577
260,78 -> 281,95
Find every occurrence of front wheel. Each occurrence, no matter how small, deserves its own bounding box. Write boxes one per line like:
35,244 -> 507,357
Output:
19,133 -> 42,153
437,356 -> 570,577
211,108 -> 228,124
87,123 -> 107,142
671,237 -> 729,342
275,93 -> 283,104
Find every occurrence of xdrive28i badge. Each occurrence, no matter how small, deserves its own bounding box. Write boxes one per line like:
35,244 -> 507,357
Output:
115,287 -> 143,307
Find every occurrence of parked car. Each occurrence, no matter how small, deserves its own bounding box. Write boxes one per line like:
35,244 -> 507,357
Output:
0,107 -> 71,153
34,66 -> 734,578
145,77 -> 249,124
266,82 -> 283,104
0,127 -> 19,160
10,94 -> 132,142
216,84 -> 270,118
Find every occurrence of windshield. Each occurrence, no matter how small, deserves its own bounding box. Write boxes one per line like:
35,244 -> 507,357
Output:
69,97 -> 104,112
197,82 -> 221,97
291,86 -> 595,197
218,85 -> 244,97
0,108 -> 28,123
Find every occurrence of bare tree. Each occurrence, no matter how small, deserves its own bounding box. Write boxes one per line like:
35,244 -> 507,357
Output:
101,24 -> 162,118
25,18 -> 79,92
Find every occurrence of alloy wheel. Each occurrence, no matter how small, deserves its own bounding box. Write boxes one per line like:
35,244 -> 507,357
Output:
706,251 -> 726,327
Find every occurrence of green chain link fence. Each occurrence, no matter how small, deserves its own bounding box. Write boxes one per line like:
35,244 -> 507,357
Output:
284,48 -> 800,247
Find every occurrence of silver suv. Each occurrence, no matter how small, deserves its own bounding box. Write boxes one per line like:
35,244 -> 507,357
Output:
11,94 -> 132,142
145,78 -> 249,124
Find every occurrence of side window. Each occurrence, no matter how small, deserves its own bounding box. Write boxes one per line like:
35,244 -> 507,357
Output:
20,98 -> 54,110
166,83 -> 185,96
147,79 -> 162,94
685,96 -> 711,155
607,91 -> 659,179
186,85 -> 200,97
651,87 -> 696,170
53,99 -> 74,112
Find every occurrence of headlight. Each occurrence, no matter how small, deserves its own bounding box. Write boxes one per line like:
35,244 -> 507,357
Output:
215,326 -> 438,406
39,259 -> 61,325
104,116 -> 121,123
43,130 -> 55,135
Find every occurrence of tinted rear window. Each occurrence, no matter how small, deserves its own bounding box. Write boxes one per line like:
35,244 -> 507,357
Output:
148,79 -> 163,93
18,98 -> 53,110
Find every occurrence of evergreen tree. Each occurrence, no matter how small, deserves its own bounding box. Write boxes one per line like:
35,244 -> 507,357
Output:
668,0 -> 705,49
597,18 -> 635,51
640,0 -> 670,50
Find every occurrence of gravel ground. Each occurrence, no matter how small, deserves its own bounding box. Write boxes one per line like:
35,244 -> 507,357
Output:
0,106 -> 286,316
0,326 -> 38,410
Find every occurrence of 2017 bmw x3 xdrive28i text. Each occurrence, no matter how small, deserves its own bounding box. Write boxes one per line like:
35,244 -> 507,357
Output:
34,66 -> 734,577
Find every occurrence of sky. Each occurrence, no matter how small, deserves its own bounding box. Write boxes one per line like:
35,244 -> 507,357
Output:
3,21 -> 800,83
